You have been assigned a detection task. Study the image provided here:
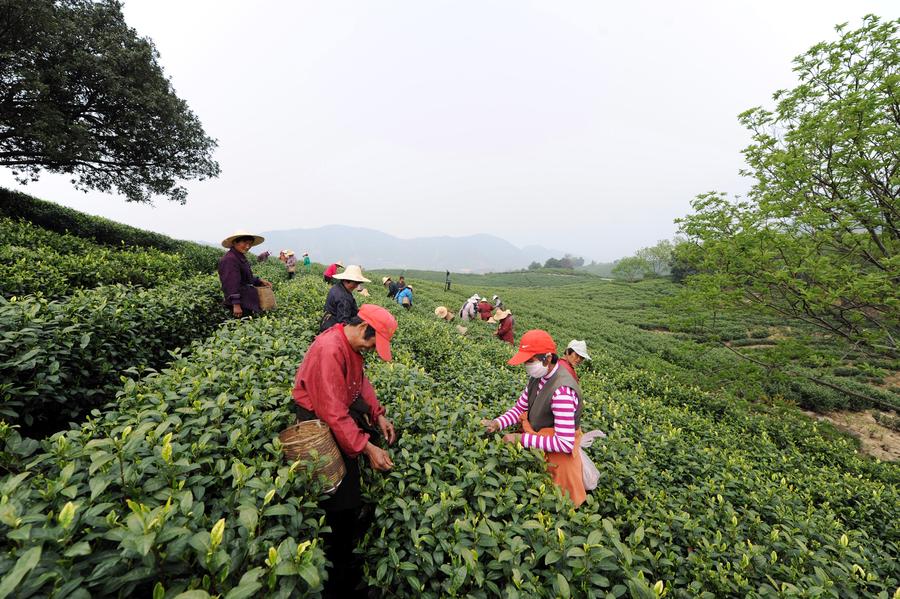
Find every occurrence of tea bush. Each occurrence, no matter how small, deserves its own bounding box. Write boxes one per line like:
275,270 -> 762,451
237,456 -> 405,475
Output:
0,218 -> 201,299
0,189 -> 223,272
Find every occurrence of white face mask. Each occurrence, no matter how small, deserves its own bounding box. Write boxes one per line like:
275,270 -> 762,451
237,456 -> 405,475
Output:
525,360 -> 549,379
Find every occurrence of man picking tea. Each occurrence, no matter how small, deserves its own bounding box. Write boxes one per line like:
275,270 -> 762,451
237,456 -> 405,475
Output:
291,303 -> 398,597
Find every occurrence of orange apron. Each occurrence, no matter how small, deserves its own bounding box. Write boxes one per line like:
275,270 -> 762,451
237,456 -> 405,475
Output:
521,412 -> 586,507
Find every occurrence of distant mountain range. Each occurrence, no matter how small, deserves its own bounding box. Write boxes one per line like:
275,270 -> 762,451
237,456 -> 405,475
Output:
251,225 -> 562,273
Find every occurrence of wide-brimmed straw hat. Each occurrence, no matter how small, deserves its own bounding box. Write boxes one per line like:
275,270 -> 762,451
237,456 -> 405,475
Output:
286,250 -> 295,256
333,264 -> 370,283
221,230 -> 265,248
335,261 -> 345,268
382,276 -> 391,285
494,308 -> 511,320
434,306 -> 453,321
357,288 -> 370,297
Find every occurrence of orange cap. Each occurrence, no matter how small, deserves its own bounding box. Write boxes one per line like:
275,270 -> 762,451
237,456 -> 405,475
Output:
357,304 -> 398,361
508,329 -> 557,365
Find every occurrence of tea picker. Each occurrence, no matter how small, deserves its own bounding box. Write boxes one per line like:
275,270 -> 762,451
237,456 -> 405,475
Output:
217,230 -> 272,318
288,304 -> 399,597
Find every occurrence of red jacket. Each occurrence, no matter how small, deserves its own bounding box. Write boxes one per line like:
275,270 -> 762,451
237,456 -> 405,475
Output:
559,358 -> 580,383
496,315 -> 514,344
324,263 -> 339,278
477,301 -> 493,320
292,324 -> 385,457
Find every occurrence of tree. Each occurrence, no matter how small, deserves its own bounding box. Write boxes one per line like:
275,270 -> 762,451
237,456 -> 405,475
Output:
676,16 -> 899,353
0,0 -> 219,204
668,238 -> 700,283
635,240 -> 673,277
611,256 -> 650,282
527,261 -> 541,270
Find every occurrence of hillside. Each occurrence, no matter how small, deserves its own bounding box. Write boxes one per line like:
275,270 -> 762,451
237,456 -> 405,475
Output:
255,225 -> 562,273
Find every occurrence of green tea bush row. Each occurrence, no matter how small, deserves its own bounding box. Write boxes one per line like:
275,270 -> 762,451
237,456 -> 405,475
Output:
359,293 -> 900,598
0,188 -> 223,272
0,278 -> 330,598
0,275 -> 224,432
0,218 -> 202,299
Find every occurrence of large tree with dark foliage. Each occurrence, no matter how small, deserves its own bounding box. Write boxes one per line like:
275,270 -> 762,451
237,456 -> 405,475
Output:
0,0 -> 219,203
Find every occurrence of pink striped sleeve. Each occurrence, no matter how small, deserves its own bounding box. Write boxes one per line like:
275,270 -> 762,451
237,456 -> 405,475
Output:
520,386 -> 579,453
494,385 -> 530,429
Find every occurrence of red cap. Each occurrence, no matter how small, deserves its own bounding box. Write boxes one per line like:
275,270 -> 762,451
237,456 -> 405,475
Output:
357,304 -> 398,361
508,329 -> 557,365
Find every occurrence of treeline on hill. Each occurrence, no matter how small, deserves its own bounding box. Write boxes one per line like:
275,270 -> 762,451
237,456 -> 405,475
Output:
1,273 -> 897,598
0,190 -> 248,437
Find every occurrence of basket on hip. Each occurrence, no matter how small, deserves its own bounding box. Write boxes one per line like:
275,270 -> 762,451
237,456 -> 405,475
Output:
279,419 -> 345,493
256,286 -> 276,311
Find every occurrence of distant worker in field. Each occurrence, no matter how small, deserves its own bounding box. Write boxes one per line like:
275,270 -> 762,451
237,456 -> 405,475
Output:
459,294 -> 478,321
481,330 -> 586,507
397,276 -> 407,291
303,251 -> 311,274
285,250 -> 297,279
395,284 -> 414,310
257,250 -> 271,263
324,260 -> 344,284
320,265 -> 369,332
291,303 -> 398,597
445,270 -> 451,291
493,308 -> 515,345
382,276 -> 399,298
560,340 -> 591,382
477,296 -> 493,321
218,230 -> 272,318
492,294 -> 504,309
278,249 -> 287,263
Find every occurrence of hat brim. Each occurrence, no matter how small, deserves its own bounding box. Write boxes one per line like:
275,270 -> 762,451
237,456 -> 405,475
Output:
333,273 -> 371,283
374,332 -> 392,362
507,349 -> 537,366
222,234 -> 265,248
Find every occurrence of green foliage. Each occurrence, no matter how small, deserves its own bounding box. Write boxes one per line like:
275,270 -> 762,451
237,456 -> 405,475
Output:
612,256 -> 652,282
0,218 -> 200,298
0,281 -> 329,597
0,275 -> 223,432
676,16 -> 900,353
0,189 -> 224,272
0,0 -> 219,203
2,267 -> 898,597
635,240 -> 674,277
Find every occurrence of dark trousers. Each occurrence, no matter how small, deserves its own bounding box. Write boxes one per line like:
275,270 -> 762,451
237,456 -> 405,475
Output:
288,271 -> 295,279
445,282 -> 451,291
322,456 -> 370,598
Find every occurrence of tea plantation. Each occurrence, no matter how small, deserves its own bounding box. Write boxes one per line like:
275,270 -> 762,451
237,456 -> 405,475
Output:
0,282 -> 897,597
0,201 -> 898,598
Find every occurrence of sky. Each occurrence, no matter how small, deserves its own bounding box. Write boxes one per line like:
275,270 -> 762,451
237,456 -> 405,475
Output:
2,1 -> 898,263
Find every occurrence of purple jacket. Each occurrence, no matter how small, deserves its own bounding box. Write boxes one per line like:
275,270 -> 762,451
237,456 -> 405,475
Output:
218,248 -> 262,311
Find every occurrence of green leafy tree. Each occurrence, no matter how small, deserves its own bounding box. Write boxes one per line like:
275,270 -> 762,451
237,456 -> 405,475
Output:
611,256 -> 650,282
636,240 -> 674,277
527,261 -> 541,270
676,15 -> 899,353
0,0 -> 219,203
668,238 -> 700,283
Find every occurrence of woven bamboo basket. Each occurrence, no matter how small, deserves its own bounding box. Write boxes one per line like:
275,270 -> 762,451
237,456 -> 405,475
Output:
256,286 -> 276,311
279,419 -> 345,493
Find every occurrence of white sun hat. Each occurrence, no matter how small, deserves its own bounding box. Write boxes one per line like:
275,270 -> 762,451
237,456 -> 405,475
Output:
333,264 -> 371,283
566,340 -> 591,360
221,230 -> 265,248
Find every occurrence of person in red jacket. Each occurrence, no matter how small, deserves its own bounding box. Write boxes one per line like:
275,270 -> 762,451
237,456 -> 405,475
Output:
323,260 -> 344,284
291,304 -> 398,597
477,296 -> 493,320
494,308 -> 515,344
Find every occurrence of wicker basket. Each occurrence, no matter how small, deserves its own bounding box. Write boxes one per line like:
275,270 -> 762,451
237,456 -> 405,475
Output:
256,286 -> 276,311
279,419 -> 345,493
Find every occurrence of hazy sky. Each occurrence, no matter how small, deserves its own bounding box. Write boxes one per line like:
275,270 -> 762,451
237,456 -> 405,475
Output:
2,1 -> 897,262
